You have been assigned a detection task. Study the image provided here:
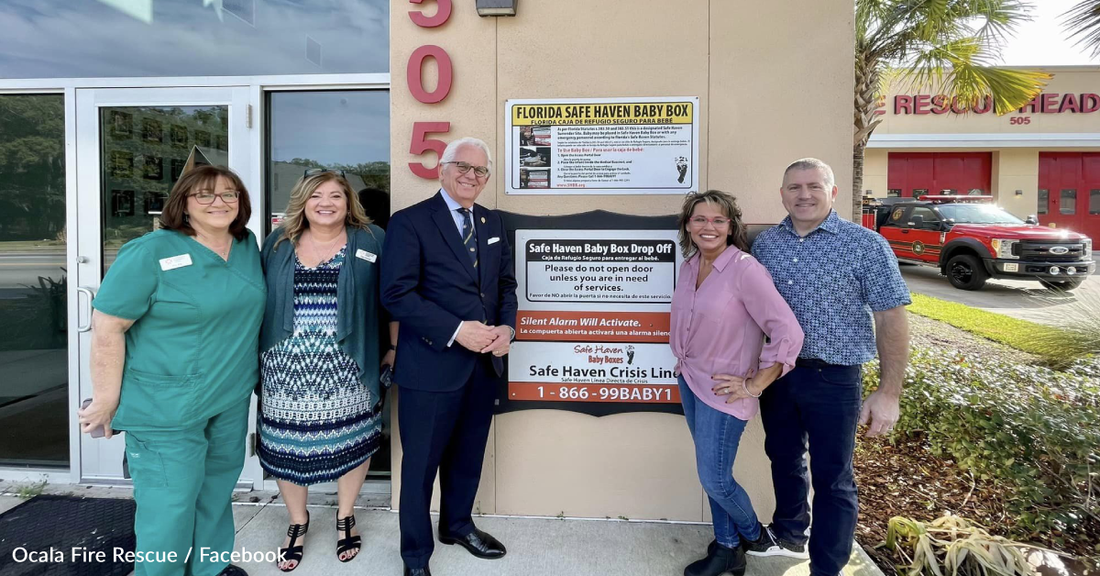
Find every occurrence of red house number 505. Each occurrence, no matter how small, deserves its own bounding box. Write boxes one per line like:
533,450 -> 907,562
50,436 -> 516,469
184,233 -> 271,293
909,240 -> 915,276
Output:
408,0 -> 454,179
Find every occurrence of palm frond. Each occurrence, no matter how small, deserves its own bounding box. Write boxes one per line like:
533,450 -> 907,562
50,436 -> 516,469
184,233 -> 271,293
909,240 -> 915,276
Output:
1063,0 -> 1100,58
856,0 -> 894,39
962,0 -> 1034,44
897,36 -> 1049,114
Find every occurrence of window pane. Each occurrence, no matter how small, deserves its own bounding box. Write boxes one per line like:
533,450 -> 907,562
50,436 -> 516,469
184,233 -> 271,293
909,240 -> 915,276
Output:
911,207 -> 938,221
0,0 -> 388,79
912,188 -> 928,197
265,90 -> 390,476
267,90 -> 390,231
1038,189 -> 1048,215
0,94 -> 69,467
1090,189 -> 1100,215
887,189 -> 901,198
100,106 -> 229,274
1061,189 -> 1076,215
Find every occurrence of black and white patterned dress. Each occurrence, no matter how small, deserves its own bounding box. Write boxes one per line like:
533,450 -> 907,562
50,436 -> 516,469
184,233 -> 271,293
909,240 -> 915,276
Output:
257,246 -> 382,485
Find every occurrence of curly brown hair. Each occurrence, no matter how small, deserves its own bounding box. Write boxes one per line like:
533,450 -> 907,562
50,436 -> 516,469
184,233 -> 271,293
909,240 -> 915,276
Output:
676,190 -> 750,258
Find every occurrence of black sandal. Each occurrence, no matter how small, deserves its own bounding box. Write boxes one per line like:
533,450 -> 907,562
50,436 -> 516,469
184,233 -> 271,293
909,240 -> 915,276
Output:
336,514 -> 362,562
278,512 -> 309,572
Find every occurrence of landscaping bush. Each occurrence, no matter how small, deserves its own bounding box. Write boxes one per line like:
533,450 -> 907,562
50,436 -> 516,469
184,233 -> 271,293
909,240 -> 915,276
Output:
863,350 -> 1100,545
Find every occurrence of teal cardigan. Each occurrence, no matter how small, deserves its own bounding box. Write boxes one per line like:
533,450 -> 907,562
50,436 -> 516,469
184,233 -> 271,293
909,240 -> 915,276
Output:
259,225 -> 387,402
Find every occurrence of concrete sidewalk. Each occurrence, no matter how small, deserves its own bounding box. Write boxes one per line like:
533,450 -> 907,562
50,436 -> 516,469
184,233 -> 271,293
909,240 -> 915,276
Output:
0,485 -> 882,576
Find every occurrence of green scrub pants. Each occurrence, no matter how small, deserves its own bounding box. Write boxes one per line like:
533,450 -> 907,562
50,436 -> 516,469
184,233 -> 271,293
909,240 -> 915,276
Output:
125,397 -> 250,576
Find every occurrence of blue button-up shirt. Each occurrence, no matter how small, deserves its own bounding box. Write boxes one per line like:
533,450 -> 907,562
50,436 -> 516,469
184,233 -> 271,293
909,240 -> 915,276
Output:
752,211 -> 911,366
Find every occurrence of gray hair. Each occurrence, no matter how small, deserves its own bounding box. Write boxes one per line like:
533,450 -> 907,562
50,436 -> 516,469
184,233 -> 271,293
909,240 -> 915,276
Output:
440,137 -> 493,173
783,158 -> 835,189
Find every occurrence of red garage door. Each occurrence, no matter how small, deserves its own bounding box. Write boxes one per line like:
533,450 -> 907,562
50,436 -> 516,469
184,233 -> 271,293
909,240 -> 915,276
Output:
1039,153 -> 1100,239
888,152 -> 992,197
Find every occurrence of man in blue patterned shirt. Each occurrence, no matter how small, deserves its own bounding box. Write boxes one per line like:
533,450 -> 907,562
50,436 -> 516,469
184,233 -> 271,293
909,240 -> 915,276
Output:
747,158 -> 910,576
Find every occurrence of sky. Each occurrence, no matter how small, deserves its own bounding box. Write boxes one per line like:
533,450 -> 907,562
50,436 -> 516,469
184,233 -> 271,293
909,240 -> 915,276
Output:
999,0 -> 1097,65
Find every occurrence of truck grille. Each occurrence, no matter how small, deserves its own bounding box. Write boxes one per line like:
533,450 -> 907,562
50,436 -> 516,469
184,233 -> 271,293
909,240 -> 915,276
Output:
1019,242 -> 1086,262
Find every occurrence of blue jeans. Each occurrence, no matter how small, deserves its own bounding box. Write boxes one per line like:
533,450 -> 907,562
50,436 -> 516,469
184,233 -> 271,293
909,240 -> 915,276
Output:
679,376 -> 762,548
759,361 -> 862,576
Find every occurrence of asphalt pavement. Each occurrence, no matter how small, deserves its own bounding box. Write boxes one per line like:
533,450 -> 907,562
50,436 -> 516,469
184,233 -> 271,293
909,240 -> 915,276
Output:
898,256 -> 1100,326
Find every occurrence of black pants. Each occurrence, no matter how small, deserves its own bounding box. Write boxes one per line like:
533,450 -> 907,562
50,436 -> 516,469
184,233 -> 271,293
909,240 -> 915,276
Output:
760,359 -> 862,576
398,359 -> 496,569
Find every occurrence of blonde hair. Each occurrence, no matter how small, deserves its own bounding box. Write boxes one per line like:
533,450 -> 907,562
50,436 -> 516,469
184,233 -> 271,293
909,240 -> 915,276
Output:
274,172 -> 371,250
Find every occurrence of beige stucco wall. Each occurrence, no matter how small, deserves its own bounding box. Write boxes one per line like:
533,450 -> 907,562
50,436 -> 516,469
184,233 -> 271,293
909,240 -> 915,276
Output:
389,0 -> 854,521
873,67 -> 1100,136
865,68 -> 1100,220
865,149 -> 888,198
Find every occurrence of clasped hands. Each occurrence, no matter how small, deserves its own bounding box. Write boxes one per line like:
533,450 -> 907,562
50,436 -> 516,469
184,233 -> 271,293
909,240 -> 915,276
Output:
456,320 -> 512,357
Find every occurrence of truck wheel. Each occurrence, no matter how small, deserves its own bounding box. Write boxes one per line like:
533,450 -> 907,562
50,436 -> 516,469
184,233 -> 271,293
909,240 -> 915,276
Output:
946,254 -> 988,290
1039,278 -> 1085,292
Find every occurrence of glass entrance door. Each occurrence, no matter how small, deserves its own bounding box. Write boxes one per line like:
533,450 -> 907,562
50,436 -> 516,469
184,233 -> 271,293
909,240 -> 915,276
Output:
74,87 -> 263,486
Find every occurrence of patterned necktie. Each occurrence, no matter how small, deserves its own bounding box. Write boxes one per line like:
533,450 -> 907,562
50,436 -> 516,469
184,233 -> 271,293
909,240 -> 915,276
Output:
458,207 -> 478,268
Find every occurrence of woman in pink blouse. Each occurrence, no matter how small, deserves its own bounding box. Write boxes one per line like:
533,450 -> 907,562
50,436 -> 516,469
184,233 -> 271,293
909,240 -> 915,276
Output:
670,190 -> 804,576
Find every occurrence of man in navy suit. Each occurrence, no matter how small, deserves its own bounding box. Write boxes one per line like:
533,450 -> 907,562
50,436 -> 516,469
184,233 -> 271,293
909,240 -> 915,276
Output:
380,137 -> 518,576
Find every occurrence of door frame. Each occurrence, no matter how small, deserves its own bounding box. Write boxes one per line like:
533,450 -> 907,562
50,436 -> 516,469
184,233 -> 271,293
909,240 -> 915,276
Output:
75,85 -> 255,485
0,74 -> 390,487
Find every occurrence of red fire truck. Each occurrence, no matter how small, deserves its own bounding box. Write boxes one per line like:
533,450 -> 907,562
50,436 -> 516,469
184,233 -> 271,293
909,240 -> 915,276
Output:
863,195 -> 1095,291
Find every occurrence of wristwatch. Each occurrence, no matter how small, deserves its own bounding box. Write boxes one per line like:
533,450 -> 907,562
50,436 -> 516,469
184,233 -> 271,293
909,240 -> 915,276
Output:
507,326 -> 516,342
388,344 -> 396,351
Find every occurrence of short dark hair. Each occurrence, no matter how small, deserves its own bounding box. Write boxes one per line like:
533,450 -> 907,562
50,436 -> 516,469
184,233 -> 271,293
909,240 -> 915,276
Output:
160,165 -> 251,241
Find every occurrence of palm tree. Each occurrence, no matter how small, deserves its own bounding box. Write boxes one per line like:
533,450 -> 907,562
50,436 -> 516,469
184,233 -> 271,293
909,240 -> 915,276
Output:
853,0 -> 1050,219
1063,0 -> 1100,58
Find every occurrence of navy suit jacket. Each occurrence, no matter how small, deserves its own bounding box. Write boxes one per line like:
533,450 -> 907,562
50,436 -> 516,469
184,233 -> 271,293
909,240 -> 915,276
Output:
380,190 -> 518,392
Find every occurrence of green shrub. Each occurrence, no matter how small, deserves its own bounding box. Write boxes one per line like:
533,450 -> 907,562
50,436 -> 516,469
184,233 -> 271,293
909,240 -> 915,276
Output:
864,349 -> 1100,543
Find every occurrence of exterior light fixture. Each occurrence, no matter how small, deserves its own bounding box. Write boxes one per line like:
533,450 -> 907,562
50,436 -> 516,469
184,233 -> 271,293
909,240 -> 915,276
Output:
476,0 -> 517,16
1015,189 -> 1023,196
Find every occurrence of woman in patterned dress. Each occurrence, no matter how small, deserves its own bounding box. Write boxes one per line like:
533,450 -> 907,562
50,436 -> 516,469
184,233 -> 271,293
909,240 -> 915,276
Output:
258,171 -> 394,570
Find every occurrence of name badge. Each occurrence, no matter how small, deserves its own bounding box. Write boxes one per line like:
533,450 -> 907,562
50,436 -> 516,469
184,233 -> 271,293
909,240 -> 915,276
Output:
159,254 -> 193,271
487,237 -> 500,245
356,249 -> 377,263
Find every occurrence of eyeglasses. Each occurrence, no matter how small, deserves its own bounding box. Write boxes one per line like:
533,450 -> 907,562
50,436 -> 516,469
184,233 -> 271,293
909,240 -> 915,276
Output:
304,168 -> 347,178
190,191 -> 240,205
442,161 -> 490,178
688,216 -> 731,227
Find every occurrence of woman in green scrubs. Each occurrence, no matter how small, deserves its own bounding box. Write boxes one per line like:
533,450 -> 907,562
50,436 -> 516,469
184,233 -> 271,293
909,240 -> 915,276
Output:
78,165 -> 265,576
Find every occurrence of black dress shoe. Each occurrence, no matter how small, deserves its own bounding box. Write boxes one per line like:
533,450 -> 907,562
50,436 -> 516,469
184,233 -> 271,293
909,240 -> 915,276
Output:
217,565 -> 248,576
439,528 -> 507,559
684,542 -> 746,576
403,566 -> 431,576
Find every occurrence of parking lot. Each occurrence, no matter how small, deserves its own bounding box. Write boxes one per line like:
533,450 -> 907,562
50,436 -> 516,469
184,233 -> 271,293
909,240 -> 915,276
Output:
899,257 -> 1100,326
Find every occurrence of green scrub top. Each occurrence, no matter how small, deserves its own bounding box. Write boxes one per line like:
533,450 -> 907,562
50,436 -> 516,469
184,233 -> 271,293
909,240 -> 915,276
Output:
94,229 -> 265,432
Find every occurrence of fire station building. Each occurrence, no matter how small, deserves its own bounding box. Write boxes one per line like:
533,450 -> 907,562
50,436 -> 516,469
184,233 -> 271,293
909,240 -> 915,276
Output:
864,66 -> 1100,240
1,0 -> 855,527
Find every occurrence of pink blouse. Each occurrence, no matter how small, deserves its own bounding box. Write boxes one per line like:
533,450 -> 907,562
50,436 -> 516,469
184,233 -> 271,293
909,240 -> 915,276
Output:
670,246 -> 804,420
